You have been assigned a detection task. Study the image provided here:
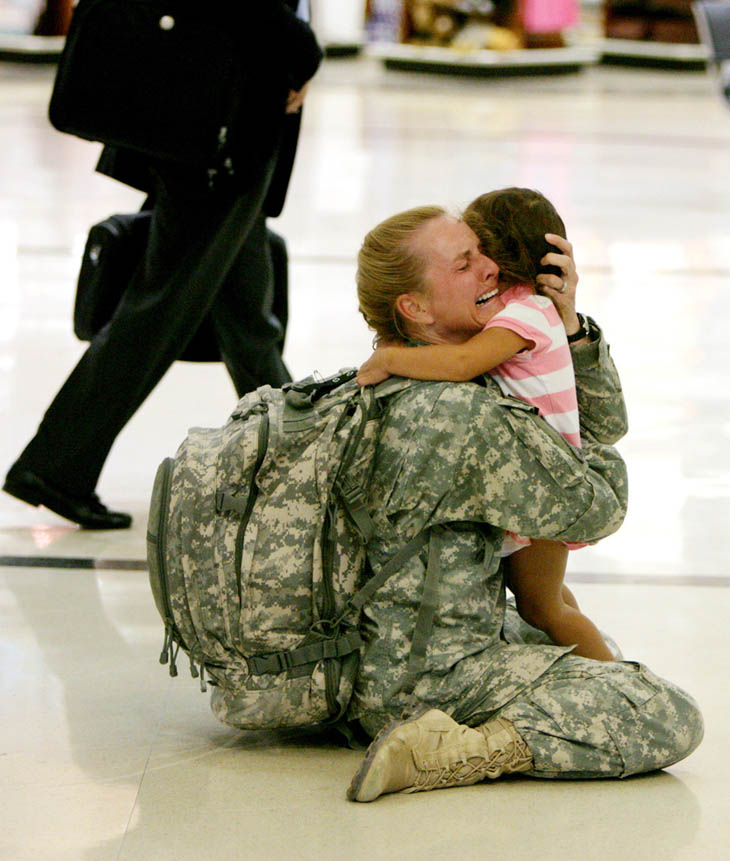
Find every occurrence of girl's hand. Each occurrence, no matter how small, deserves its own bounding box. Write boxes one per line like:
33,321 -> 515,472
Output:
357,349 -> 392,386
536,233 -> 581,336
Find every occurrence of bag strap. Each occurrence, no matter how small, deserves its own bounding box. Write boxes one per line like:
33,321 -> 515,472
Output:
336,476 -> 375,542
335,377 -> 414,541
245,375 -> 431,679
283,368 -> 358,407
247,629 -> 364,674
215,404 -> 270,517
346,532 -> 429,612
397,529 -> 443,696
247,530 -> 429,676
332,385 -> 377,540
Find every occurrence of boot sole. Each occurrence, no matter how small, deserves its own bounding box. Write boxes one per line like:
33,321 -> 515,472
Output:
346,715 -> 412,802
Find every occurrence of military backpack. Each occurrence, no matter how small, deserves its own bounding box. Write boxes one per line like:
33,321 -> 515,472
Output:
147,370 -> 429,734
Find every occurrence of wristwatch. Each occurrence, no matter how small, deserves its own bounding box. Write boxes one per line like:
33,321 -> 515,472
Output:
566,313 -> 590,344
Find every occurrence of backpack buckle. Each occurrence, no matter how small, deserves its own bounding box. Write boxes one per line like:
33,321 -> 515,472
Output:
338,478 -> 375,542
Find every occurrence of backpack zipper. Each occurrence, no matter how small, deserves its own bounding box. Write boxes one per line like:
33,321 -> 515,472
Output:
233,405 -> 270,587
152,457 -> 184,674
321,502 -> 339,715
319,396 -> 372,717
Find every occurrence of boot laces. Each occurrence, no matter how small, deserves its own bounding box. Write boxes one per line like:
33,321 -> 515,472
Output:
412,738 -> 532,790
412,757 -> 490,789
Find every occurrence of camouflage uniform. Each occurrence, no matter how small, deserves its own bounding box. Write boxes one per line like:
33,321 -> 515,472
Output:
349,324 -> 703,776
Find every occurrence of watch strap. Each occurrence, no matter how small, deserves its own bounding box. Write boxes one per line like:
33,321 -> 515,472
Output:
566,313 -> 590,344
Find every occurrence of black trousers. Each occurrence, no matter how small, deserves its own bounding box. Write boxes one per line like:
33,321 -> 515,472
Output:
13,160 -> 290,496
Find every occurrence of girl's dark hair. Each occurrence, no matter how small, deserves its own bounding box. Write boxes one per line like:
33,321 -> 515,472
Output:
463,187 -> 566,287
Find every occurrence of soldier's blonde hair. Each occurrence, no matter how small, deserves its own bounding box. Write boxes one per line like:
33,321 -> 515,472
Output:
356,205 -> 446,344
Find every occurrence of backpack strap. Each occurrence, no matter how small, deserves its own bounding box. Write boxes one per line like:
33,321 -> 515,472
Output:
351,525 -> 444,700
245,375 -> 432,684
346,532 -> 429,612
396,528 -> 443,696
383,525 -> 456,700
215,403 -> 269,518
335,377 -> 414,541
247,629 -> 364,674
246,531 -> 429,677
337,476 -> 375,542
332,384 -> 377,540
283,368 -> 358,406
284,369 -> 414,411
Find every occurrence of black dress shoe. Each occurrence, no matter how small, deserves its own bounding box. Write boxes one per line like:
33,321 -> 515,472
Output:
3,468 -> 132,530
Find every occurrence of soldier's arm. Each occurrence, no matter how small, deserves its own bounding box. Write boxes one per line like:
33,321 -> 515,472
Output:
570,316 -> 628,446
535,235 -> 627,446
451,389 -> 628,547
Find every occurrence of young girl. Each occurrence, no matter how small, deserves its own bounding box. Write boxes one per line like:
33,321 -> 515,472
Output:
357,187 -> 615,662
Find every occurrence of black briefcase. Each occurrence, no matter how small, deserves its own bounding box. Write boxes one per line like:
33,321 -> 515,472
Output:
74,212 -> 151,341
74,212 -> 221,362
49,0 -> 251,166
74,213 -> 289,362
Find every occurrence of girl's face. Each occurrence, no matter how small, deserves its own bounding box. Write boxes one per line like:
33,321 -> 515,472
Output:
410,216 -> 503,344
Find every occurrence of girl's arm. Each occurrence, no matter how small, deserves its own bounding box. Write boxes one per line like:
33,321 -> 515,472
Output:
357,326 -> 531,386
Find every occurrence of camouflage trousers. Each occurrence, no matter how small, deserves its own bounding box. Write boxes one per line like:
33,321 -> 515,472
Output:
473,656 -> 704,779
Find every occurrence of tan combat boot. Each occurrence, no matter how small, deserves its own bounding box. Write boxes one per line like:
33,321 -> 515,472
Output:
347,709 -> 533,802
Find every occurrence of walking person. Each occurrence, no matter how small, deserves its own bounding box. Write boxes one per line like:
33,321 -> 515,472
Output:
4,2 -> 323,529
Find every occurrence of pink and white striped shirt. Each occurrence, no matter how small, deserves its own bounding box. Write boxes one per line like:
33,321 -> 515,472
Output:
484,284 -> 581,448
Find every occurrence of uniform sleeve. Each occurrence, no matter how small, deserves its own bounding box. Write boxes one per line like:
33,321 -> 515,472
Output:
446,387 -> 628,545
571,317 -> 628,445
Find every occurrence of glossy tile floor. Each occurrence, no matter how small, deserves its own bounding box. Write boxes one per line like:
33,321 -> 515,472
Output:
1,53 -> 730,860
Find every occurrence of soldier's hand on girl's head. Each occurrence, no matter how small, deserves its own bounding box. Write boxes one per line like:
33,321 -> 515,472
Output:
537,235 -> 577,294
540,234 -> 577,286
537,233 -> 580,327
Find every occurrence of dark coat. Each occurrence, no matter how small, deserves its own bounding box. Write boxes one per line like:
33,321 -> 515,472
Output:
96,0 -> 322,216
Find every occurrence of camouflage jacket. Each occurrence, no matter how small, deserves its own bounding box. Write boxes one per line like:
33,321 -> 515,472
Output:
349,322 -> 629,736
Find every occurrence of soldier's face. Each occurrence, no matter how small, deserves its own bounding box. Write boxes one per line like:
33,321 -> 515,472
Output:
412,216 -> 502,344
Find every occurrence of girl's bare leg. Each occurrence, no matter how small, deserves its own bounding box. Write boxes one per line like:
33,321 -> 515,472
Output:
562,583 -> 580,611
506,539 -> 615,661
